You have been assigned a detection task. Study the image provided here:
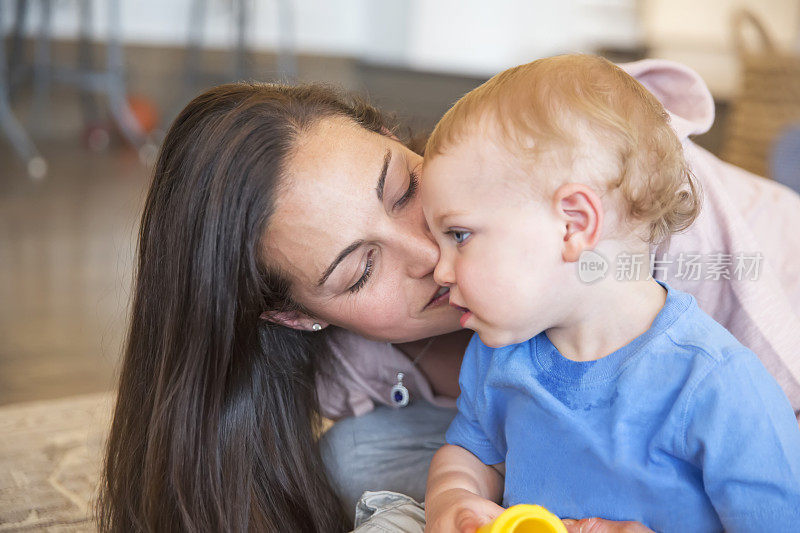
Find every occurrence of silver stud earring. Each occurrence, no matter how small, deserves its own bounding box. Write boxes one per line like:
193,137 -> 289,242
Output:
312,323 -> 322,331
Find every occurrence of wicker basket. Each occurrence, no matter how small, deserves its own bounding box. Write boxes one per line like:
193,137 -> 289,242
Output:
721,10 -> 800,177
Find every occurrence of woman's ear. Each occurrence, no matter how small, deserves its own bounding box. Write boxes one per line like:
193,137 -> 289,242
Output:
552,183 -> 603,263
259,310 -> 328,331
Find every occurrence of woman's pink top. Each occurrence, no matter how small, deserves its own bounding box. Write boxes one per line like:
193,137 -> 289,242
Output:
316,59 -> 800,422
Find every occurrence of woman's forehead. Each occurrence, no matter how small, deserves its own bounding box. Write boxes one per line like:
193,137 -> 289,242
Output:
288,117 -> 385,185
278,117 -> 391,223
262,117 -> 392,285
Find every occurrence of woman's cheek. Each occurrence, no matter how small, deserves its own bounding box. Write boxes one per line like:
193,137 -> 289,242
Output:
360,288 -> 409,324
338,301 -> 403,339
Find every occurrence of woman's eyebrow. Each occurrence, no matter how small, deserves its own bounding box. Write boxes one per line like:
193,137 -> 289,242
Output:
317,239 -> 365,287
374,148 -> 391,201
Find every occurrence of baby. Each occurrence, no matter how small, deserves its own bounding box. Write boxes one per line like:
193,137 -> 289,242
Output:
421,55 -> 800,533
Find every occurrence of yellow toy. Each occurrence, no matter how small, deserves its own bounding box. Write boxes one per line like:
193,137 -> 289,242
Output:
477,504 -> 568,533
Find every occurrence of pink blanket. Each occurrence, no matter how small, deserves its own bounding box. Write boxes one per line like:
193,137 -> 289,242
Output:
631,59 -> 800,418
317,59 -> 800,422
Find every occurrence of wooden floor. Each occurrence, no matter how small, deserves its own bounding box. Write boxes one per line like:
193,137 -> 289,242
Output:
0,46 -> 727,407
0,140 -> 147,405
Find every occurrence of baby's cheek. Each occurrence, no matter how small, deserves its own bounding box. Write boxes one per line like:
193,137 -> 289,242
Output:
486,257 -> 522,294
455,260 -> 484,294
460,261 -> 505,310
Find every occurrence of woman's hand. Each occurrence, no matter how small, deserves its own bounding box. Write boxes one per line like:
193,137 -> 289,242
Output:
424,488 -> 505,533
562,518 -> 655,533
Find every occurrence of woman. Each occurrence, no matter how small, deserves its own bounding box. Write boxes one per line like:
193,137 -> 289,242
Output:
97,61 -> 800,532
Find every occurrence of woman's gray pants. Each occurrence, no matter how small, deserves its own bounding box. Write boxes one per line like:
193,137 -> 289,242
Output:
320,399 -> 458,517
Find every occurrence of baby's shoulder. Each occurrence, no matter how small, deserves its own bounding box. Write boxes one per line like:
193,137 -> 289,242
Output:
661,296 -> 752,368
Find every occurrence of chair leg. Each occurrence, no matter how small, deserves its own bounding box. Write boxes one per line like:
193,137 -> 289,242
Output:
105,0 -> 145,151
33,0 -> 52,135
184,0 -> 207,90
9,0 -> 29,93
0,2 -> 46,179
77,0 -> 99,126
276,0 -> 297,81
233,0 -> 249,80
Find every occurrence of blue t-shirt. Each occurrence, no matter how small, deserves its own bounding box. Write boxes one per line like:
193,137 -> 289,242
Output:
445,282 -> 800,533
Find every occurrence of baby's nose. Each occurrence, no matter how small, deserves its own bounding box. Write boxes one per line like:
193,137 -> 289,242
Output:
433,257 -> 455,287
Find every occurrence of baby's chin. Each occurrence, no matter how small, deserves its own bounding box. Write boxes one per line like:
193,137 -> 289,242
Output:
474,323 -> 532,349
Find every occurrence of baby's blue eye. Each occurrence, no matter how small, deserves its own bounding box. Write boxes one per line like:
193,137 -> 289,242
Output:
447,230 -> 471,244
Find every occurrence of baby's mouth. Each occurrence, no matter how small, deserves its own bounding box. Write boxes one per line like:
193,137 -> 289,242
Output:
450,303 -> 470,314
450,303 -> 473,328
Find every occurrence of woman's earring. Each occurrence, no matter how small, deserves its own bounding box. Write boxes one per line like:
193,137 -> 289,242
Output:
312,323 -> 322,331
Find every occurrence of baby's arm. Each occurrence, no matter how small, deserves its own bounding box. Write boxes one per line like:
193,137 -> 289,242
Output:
424,444 -> 505,533
685,350 -> 800,531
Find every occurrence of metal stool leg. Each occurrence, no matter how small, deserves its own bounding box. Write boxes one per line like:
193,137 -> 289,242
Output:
185,0 -> 208,90
233,0 -> 249,80
0,3 -> 47,179
276,0 -> 297,81
9,0 -> 29,93
104,0 -> 146,151
33,0 -> 53,135
77,0 -> 100,125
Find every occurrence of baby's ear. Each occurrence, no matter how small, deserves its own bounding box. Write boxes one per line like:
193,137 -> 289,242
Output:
260,310 -> 327,331
553,183 -> 604,263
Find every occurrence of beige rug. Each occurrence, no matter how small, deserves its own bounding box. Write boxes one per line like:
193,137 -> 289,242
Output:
0,392 -> 335,532
0,392 -> 114,532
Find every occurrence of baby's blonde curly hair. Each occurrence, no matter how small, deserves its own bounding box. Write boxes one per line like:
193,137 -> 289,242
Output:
425,54 -> 701,245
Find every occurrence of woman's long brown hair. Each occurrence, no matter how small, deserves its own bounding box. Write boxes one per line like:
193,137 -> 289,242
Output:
97,83 -> 391,532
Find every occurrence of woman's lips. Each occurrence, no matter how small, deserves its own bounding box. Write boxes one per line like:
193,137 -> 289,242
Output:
424,286 -> 450,310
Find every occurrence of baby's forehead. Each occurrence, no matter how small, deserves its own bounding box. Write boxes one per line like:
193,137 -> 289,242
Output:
423,135 -> 548,210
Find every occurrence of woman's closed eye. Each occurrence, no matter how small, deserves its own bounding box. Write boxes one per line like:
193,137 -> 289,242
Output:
393,169 -> 419,210
445,229 -> 471,245
348,249 -> 375,293
346,164 -> 420,295
347,169 -> 418,295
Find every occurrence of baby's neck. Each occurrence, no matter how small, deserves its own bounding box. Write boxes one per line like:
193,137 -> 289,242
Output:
546,258 -> 668,363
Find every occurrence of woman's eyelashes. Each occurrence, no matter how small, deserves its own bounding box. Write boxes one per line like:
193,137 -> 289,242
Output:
392,169 -> 419,210
445,229 -> 472,245
347,169 -> 418,295
348,249 -> 375,293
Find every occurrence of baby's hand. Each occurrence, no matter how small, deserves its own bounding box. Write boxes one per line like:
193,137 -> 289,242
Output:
562,518 -> 655,533
424,488 -> 505,533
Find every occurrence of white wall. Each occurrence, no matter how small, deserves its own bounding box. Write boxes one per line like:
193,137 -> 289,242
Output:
405,0 -> 641,75
7,0 -> 798,96
7,0 -> 366,56
8,0 -> 639,75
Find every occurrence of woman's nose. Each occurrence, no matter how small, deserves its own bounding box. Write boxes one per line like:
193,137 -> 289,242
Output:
433,253 -> 455,287
400,207 -> 441,279
404,231 -> 440,279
